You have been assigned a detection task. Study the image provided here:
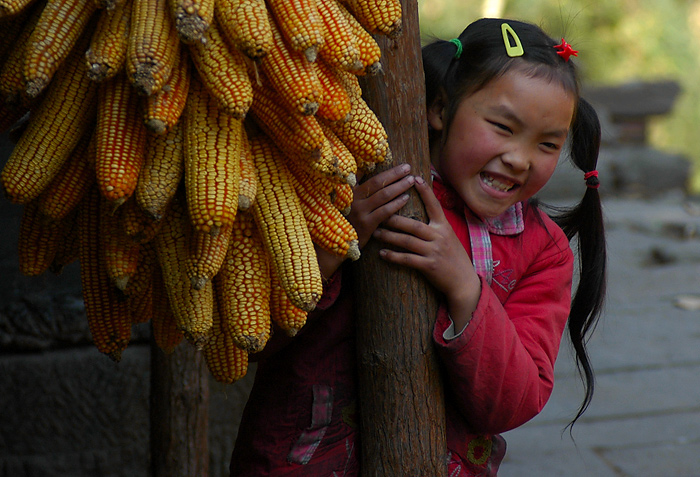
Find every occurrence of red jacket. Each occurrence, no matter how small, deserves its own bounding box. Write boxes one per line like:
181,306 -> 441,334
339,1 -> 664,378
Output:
230,181 -> 574,476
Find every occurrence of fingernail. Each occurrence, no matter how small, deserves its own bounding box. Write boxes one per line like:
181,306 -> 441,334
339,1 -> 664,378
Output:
406,175 -> 415,185
379,249 -> 387,257
415,175 -> 425,185
401,164 -> 410,173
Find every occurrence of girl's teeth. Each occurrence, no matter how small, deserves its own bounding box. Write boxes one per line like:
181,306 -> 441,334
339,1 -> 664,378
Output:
482,174 -> 514,192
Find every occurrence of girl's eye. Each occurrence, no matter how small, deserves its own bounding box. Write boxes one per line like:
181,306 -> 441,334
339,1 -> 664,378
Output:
541,142 -> 560,151
489,121 -> 512,133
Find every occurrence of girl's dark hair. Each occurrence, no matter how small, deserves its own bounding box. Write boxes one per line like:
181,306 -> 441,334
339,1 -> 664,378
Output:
423,18 -> 606,427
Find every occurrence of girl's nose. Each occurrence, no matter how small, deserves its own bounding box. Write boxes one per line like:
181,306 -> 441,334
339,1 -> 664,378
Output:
501,148 -> 531,172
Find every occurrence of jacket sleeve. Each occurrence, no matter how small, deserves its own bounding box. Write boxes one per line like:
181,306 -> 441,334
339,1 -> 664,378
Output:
433,238 -> 573,434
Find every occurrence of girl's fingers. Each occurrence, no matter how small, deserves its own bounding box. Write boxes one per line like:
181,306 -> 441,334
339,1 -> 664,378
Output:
356,164 -> 412,204
373,226 -> 429,255
412,175 -> 445,222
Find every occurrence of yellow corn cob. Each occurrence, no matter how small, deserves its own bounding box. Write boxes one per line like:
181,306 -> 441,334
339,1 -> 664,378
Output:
151,260 -> 184,353
23,0 -> 97,98
37,131 -> 94,221
214,211 -> 271,352
50,209 -> 80,274
94,0 -> 126,11
249,76 -> 325,160
336,0 -> 381,75
183,76 -> 242,235
127,0 -> 180,95
188,17 -> 252,119
215,0 -> 272,60
187,223 -> 232,290
260,13 -> 323,116
123,238 -> 157,300
266,0 -> 323,61
0,0 -> 35,16
144,48 -> 190,134
154,193 -> 214,346
170,0 -> 213,44
95,73 -> 147,209
120,195 -> 162,244
269,263 -> 307,336
202,300 -> 249,383
237,129 -> 257,211
0,8 -> 31,57
250,135 -> 323,312
317,0 -> 361,72
129,283 -> 153,324
18,200 -> 65,276
320,121 -> 357,185
136,124 -> 183,220
100,197 -> 141,290
0,1 -> 42,106
341,0 -> 401,36
1,31 -> 97,204
314,59 -> 352,122
78,186 -> 132,361
331,182 -> 353,215
85,0 -> 132,82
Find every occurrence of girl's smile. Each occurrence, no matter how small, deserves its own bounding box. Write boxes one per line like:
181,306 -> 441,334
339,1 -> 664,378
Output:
429,68 -> 575,218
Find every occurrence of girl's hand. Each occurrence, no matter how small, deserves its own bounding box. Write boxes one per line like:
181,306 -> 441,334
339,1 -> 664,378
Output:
373,175 -> 481,326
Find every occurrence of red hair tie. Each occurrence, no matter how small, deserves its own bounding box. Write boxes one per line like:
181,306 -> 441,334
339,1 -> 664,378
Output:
584,170 -> 600,189
554,38 -> 578,61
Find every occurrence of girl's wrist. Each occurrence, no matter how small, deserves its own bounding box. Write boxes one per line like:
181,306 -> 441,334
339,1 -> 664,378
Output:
445,274 -> 481,330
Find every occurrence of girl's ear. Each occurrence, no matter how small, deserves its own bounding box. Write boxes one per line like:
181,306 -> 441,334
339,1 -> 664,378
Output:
427,90 -> 447,131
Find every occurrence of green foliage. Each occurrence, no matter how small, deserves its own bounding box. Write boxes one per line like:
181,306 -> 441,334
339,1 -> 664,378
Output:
418,0 -> 700,193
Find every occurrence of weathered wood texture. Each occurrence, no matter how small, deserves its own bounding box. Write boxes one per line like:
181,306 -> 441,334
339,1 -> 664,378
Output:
150,340 -> 210,477
354,1 -> 447,475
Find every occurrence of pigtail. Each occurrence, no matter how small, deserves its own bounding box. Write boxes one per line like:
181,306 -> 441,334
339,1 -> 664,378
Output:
552,98 -> 607,427
422,39 -> 462,110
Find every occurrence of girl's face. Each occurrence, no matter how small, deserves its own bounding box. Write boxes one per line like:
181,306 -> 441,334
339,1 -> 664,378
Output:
429,69 -> 575,219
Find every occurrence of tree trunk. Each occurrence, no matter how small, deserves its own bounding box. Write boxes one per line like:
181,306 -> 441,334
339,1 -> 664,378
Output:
150,340 -> 210,477
354,1 -> 447,475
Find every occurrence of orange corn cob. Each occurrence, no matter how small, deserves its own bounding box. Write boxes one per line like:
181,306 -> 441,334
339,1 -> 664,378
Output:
127,0 -> 180,95
96,73 -> 148,209
187,223 -> 233,290
170,0 -> 214,44
123,238 -> 157,300
0,1 -> 42,106
136,124 -> 184,220
320,121 -> 357,185
331,182 -> 353,215
249,77 -> 325,160
317,0 -> 361,72
78,186 -> 132,361
38,131 -> 95,221
18,200 -> 65,276
188,17 -> 252,119
143,48 -> 190,134
0,0 -> 35,16
341,0 -> 401,37
1,31 -> 97,204
120,195 -> 162,244
266,0 -> 323,61
154,193 -> 214,346
100,198 -> 141,290
269,264 -> 307,336
151,260 -> 184,353
50,209 -> 80,274
183,76 -> 242,235
260,13 -> 323,116
337,0 -> 381,75
237,129 -> 257,211
203,300 -> 249,383
250,135 -> 323,312
215,211 -> 271,352
314,59 -> 352,122
215,0 -> 271,59
24,0 -> 97,98
85,0 -> 132,82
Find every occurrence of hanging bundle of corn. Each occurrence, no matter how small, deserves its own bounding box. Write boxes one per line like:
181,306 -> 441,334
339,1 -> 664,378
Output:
0,0 -> 399,382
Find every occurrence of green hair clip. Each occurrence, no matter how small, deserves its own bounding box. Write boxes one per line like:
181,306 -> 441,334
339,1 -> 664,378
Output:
448,38 -> 462,59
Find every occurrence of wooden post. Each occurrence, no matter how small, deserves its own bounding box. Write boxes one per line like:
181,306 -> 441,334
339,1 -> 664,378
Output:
353,1 -> 447,475
150,340 -> 210,477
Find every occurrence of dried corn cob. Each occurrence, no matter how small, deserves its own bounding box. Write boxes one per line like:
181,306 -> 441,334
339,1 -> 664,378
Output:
320,121 -> 357,185
127,0 -> 180,95
0,1 -> 42,106
331,182 -> 353,215
215,211 -> 271,352
50,209 -> 80,274
237,129 -> 257,211
266,0 -> 323,61
123,238 -> 157,300
1,31 -> 97,204
215,0 -> 271,60
120,195 -> 162,244
78,186 -> 132,361
341,0 -> 401,37
18,199 -> 65,276
95,73 -> 148,208
136,124 -> 184,220
100,197 -> 141,290
317,0 -> 362,72
85,0 -> 132,82
202,301 -> 249,383
314,59 -> 352,122
143,48 -> 190,134
184,76 -> 242,235
24,0 -> 97,98
170,0 -> 214,44
38,131 -> 94,221
0,0 -> 35,16
129,279 -> 153,323
187,223 -> 232,290
336,0 -> 381,74
188,17 -> 252,119
154,194 -> 214,346
250,135 -> 322,312
269,264 -> 307,336
151,260 -> 184,353
94,0 -> 126,11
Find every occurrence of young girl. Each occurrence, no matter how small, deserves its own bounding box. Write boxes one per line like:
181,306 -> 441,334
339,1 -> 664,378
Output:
230,18 -> 606,476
